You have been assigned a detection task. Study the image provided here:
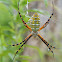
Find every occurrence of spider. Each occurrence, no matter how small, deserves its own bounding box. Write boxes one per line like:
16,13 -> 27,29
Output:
10,0 -> 56,60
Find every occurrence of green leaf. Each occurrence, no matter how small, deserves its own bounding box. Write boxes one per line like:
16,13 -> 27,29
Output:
0,3 -> 11,25
44,0 -> 48,8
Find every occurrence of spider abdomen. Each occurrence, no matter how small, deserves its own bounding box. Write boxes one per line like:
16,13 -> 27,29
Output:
30,13 -> 40,32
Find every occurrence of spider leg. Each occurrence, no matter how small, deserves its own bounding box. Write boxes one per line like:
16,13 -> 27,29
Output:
18,1 -> 32,31
10,40 -> 25,46
13,33 -> 33,60
38,13 -> 53,31
38,1 -> 54,31
37,34 -> 56,56
10,34 -> 28,46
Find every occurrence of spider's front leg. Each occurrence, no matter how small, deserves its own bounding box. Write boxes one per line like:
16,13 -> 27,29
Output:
18,1 -> 32,31
38,13 -> 53,31
38,1 -> 54,31
37,34 -> 56,56
13,33 -> 33,60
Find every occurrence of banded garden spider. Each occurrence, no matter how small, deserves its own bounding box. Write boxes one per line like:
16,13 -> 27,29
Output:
10,0 -> 56,60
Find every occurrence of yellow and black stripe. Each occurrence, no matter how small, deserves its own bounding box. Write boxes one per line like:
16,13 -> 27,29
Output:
30,13 -> 40,32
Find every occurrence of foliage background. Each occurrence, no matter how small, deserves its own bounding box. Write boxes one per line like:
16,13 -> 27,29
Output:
0,0 -> 62,62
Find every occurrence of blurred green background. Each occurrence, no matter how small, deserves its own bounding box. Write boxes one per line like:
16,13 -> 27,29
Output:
0,0 -> 62,62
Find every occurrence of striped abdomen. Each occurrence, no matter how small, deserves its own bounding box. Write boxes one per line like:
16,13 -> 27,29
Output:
29,13 -> 40,32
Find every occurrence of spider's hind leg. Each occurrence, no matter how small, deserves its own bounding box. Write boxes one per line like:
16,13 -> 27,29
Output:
10,40 -> 25,46
13,33 -> 33,60
37,34 -> 56,57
